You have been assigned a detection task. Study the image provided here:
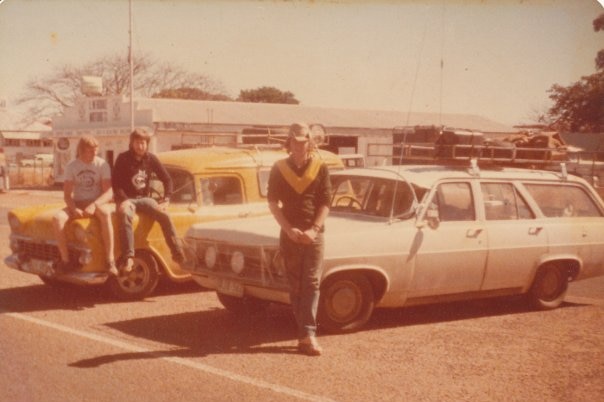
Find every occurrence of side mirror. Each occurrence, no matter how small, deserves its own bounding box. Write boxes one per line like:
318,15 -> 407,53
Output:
426,208 -> 440,230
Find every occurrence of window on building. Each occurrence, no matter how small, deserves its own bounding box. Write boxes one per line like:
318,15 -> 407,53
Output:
25,139 -> 42,147
89,112 -> 107,123
3,139 -> 19,147
90,99 -> 107,109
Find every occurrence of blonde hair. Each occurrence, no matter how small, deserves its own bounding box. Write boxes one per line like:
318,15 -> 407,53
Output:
76,135 -> 99,157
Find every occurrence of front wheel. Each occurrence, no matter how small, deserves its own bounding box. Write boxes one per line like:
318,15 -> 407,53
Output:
108,250 -> 159,300
528,263 -> 568,310
216,293 -> 270,315
318,272 -> 375,333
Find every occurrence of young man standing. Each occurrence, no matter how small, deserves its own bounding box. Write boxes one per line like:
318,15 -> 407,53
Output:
52,135 -> 117,275
267,123 -> 331,356
112,128 -> 184,273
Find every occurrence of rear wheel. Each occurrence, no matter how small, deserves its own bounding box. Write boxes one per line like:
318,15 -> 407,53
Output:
318,272 -> 375,333
529,263 -> 568,310
216,293 -> 270,315
108,250 -> 159,300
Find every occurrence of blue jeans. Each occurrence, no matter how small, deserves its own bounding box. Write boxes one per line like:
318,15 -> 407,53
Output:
117,197 -> 179,260
280,231 -> 324,339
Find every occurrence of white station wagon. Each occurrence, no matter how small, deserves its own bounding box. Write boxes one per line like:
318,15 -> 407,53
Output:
182,164 -> 604,332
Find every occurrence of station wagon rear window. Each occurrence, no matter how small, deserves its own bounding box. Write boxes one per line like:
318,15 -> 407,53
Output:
523,183 -> 603,218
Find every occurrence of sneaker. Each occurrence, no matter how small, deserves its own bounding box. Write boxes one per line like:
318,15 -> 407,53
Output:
107,260 -> 119,276
120,257 -> 134,274
297,336 -> 322,356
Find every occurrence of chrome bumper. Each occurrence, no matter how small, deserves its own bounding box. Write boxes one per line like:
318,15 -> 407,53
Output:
4,254 -> 108,285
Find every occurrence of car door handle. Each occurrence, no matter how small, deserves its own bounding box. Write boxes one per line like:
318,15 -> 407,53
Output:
528,227 -> 543,235
466,228 -> 483,238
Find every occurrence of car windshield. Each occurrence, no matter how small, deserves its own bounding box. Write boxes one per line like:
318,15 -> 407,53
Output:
330,175 -> 416,218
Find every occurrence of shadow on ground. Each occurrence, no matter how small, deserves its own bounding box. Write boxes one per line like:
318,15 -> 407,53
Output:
67,295 -> 587,367
0,279 -> 204,313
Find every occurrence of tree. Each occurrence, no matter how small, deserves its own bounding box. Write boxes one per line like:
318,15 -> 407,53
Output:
547,72 -> 604,132
16,52 -> 228,124
152,87 -> 232,101
594,14 -> 604,71
545,14 -> 604,132
237,86 -> 299,104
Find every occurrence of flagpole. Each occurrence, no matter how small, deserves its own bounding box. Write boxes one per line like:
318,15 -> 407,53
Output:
129,0 -> 134,131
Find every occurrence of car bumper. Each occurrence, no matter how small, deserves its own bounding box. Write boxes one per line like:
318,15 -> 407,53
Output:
189,271 -> 290,304
4,254 -> 108,286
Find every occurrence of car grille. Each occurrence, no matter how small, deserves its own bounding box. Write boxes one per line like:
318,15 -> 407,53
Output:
196,241 -> 287,286
16,239 -> 78,262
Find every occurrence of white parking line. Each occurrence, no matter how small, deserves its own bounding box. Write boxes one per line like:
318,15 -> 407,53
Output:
3,310 -> 336,402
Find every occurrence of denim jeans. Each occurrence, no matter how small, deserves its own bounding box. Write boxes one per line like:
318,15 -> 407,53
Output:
117,197 -> 179,259
280,231 -> 324,339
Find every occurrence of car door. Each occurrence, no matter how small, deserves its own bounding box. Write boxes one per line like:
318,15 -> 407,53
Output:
478,181 -> 548,291
409,181 -> 487,297
522,182 -> 604,280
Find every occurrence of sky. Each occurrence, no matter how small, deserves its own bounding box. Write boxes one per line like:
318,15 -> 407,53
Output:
0,0 -> 602,127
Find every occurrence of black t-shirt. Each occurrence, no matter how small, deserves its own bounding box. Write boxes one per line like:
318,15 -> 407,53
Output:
112,149 -> 173,204
267,156 -> 331,230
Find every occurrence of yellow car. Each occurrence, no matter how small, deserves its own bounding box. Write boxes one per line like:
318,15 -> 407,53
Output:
5,146 -> 343,300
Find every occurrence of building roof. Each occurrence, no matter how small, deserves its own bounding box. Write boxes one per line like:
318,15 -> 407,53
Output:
0,107 -> 51,132
135,98 -> 515,133
0,131 -> 47,140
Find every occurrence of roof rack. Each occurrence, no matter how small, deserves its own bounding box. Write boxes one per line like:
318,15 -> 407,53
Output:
370,125 -> 572,168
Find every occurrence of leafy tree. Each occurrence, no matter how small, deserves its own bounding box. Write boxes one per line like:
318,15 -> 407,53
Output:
547,72 -> 604,132
545,14 -> 604,132
594,14 -> 604,71
152,87 -> 232,101
16,52 -> 228,124
237,86 -> 299,104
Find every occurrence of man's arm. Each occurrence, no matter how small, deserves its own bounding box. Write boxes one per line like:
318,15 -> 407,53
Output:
95,178 -> 113,205
111,154 -> 129,203
269,201 -> 304,243
150,154 -> 173,201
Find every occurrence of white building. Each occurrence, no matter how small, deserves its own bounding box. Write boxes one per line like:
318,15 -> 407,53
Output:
51,95 -> 515,182
0,103 -> 52,164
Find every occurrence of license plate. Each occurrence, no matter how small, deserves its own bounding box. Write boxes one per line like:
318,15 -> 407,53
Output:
23,259 -> 53,276
217,278 -> 244,297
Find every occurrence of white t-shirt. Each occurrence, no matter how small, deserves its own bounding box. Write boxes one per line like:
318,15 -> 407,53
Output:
64,156 -> 111,202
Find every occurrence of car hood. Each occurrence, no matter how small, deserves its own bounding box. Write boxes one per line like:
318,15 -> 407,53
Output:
9,203 -> 69,238
185,213 -> 397,248
8,203 -> 116,239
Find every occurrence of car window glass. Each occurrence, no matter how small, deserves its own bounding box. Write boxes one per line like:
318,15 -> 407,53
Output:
331,176 -> 372,212
258,168 -> 270,197
149,169 -> 196,203
481,182 -> 534,220
524,183 -> 603,217
433,182 -> 475,221
200,177 -> 243,206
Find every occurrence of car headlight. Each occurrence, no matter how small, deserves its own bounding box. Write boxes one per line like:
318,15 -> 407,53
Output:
74,226 -> 88,243
230,251 -> 245,275
204,246 -> 217,269
8,214 -> 21,231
